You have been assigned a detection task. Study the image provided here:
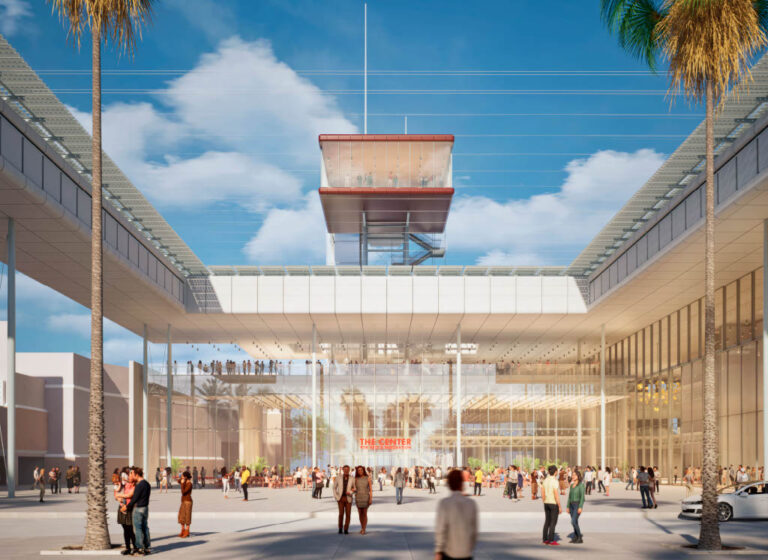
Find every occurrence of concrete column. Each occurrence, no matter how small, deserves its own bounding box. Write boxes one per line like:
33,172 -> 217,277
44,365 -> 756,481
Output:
129,361 -> 136,466
600,324 -> 606,470
311,324 -> 317,468
456,324 -> 462,466
166,324 -> 172,468
142,325 -> 148,475
763,219 -> 768,475
577,340 -> 582,467
6,218 -> 16,498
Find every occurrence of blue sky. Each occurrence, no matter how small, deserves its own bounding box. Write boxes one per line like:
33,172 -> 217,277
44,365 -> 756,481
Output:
0,0 -> 706,362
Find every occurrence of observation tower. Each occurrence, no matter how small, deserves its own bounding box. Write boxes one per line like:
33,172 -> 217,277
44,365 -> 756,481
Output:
319,134 -> 454,266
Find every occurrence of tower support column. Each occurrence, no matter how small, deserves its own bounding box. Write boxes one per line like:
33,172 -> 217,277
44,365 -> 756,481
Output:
6,218 -> 16,498
166,325 -> 172,468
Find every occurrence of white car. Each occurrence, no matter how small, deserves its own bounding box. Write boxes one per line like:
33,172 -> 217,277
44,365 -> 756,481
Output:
681,481 -> 768,521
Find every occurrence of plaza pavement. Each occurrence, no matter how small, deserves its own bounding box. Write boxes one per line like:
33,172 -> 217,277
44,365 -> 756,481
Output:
0,483 -> 766,558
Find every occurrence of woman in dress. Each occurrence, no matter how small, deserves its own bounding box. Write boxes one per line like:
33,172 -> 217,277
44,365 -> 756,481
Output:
161,467 -> 168,493
114,469 -> 136,555
178,471 -> 193,538
353,465 -> 372,535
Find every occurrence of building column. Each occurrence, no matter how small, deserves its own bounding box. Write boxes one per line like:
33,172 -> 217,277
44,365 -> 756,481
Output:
577,340 -> 582,467
763,219 -> 768,475
129,361 -> 136,467
456,324 -> 462,466
6,218 -> 16,498
166,324 -> 172,468
142,324 -> 148,475
311,324 -> 317,468
600,324 -> 606,470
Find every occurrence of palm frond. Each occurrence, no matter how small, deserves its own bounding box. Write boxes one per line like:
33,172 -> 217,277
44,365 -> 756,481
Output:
48,0 -> 154,52
754,0 -> 768,32
660,0 -> 767,104
601,0 -> 667,71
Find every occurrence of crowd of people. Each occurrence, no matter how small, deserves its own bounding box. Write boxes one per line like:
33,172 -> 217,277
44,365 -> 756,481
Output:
28,459 -> 766,556
32,465 -> 81,503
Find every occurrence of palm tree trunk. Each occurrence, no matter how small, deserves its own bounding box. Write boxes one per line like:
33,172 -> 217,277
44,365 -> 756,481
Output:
84,24 -> 111,551
698,79 -> 721,550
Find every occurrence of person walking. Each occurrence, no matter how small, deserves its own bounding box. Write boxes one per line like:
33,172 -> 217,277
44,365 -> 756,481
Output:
603,466 -> 612,497
114,467 -> 136,556
506,466 -> 517,500
435,469 -> 478,560
178,471 -> 193,538
130,467 -> 152,556
49,467 -> 58,495
542,465 -> 561,546
200,466 -> 206,489
191,467 -> 199,490
155,468 -> 161,489
530,468 -> 539,500
333,465 -> 355,534
160,468 -> 168,493
647,468 -> 657,509
625,466 -> 635,491
394,467 -> 405,505
38,468 -> 46,503
378,468 -> 386,492
353,465 -> 372,535
73,466 -> 81,494
221,466 -> 230,497
637,466 -> 652,508
473,467 -> 483,496
241,465 -> 251,501
567,470 -> 585,544
66,466 -> 75,493
596,467 -> 605,493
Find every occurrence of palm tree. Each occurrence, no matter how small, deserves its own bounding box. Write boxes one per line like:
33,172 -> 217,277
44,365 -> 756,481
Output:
600,0 -> 766,549
48,0 -> 154,550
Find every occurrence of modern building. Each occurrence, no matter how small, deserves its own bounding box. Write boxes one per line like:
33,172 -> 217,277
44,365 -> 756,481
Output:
0,34 -> 767,487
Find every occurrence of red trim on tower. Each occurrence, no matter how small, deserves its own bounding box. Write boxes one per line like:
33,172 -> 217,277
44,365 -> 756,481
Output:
319,187 -> 454,196
318,134 -> 454,144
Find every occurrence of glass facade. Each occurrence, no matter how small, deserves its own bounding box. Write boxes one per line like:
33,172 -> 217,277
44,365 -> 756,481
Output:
147,359 -> 627,472
146,268 -> 765,474
609,268 -> 765,475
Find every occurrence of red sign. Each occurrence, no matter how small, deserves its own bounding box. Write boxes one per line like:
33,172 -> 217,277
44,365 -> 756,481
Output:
359,437 -> 412,451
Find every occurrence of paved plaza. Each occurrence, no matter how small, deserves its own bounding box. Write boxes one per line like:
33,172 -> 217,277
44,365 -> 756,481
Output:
0,484 -> 766,558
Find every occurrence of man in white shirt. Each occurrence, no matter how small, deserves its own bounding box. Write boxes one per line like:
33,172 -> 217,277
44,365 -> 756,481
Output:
584,468 -> 594,495
435,469 -> 477,560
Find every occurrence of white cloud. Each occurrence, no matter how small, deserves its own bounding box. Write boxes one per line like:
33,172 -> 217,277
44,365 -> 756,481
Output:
0,0 -> 31,36
446,149 -> 666,265
243,191 -> 327,263
67,37 -> 355,213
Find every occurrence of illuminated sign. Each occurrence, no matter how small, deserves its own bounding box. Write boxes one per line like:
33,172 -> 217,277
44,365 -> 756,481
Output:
359,437 -> 412,451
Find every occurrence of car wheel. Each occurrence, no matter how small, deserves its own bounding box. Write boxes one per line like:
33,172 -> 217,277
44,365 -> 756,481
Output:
717,503 -> 733,522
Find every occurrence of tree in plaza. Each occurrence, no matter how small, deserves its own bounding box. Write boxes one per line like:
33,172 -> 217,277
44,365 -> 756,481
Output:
48,0 -> 154,550
600,0 -> 766,549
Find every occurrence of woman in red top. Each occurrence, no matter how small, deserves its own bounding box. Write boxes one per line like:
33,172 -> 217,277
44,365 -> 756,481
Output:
115,469 -> 136,555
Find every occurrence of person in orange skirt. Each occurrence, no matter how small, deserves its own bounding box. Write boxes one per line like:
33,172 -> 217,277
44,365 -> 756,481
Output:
178,471 -> 193,538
